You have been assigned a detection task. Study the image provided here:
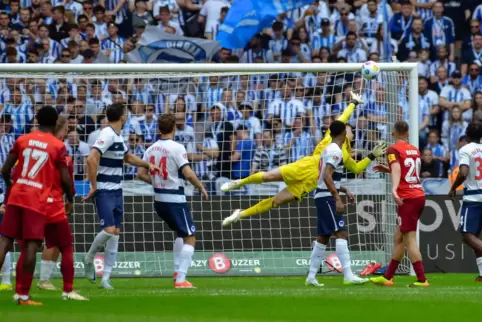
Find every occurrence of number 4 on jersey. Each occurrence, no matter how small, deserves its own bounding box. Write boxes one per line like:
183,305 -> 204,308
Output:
150,156 -> 168,180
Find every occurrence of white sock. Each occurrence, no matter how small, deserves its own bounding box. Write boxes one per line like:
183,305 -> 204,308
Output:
336,239 -> 354,280
173,237 -> 183,273
2,252 -> 11,285
476,257 -> 482,276
308,241 -> 326,280
86,230 -> 113,263
103,235 -> 119,282
176,244 -> 194,283
47,261 -> 56,280
39,260 -> 54,282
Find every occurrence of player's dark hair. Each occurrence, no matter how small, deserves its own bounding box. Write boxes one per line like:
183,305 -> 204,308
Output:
394,121 -> 409,135
106,103 -> 125,122
329,120 -> 345,137
158,113 -> 176,134
36,105 -> 58,129
466,123 -> 482,142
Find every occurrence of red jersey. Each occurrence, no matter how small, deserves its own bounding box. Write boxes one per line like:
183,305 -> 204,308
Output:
387,141 -> 425,199
46,155 -> 75,223
7,131 -> 68,216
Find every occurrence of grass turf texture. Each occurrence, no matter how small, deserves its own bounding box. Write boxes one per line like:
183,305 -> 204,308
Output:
0,274 -> 481,322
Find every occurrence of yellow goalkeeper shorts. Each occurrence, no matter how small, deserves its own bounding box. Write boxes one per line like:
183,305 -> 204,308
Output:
280,156 -> 319,200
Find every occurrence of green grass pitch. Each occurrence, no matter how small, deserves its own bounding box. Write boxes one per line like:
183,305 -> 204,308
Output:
0,274 -> 481,322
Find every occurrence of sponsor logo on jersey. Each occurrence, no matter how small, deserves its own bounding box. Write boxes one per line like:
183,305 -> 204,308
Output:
96,140 -> 104,145
388,154 -> 396,163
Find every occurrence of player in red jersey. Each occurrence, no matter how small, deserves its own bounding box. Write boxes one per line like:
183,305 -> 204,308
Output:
0,106 -> 74,306
370,121 -> 429,287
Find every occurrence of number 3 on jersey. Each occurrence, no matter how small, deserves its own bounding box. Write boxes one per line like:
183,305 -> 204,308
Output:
21,148 -> 49,178
150,155 -> 168,180
475,157 -> 482,181
404,157 -> 421,183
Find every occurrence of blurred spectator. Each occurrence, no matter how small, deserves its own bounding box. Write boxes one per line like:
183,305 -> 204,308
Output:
284,116 -> 313,162
50,6 -> 68,42
193,123 -> 219,182
364,87 -> 388,138
429,46 -> 456,82
94,5 -> 109,40
372,24 -> 398,62
0,115 -> 15,173
252,129 -> 288,174
123,132 -> 146,180
132,0 -> 155,29
235,102 -> 262,147
423,1 -> 455,61
2,87 -> 33,137
158,6 -> 183,36
230,125 -> 255,180
267,85 -> 304,129
425,129 -> 449,164
337,31 -> 367,63
174,110 -> 196,158
418,76 -> 440,129
74,100 -> 95,141
389,0 -> 414,41
439,70 -> 472,122
204,6 -> 228,40
463,19 -> 481,51
241,34 -> 274,64
441,105 -> 468,154
311,18 -> 336,55
421,148 -> 443,178
462,63 -> 482,95
198,0 -> 230,39
137,104 -> 158,146
398,18 -> 430,63
87,115 -> 107,147
461,32 -> 482,75
473,91 -> 482,117
64,129 -> 89,180
209,104 -> 233,178
429,66 -> 449,94
102,22 -> 125,50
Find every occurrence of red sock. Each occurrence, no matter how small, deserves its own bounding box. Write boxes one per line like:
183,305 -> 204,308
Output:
15,250 -> 25,295
384,259 -> 400,280
412,261 -> 426,282
60,245 -> 74,293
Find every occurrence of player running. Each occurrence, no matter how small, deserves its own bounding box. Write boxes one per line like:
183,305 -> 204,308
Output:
222,92 -> 387,226
449,123 -> 482,281
137,113 -> 208,289
83,103 -> 160,289
31,116 -> 86,300
0,106 -> 74,305
306,120 -> 368,286
370,121 -> 429,287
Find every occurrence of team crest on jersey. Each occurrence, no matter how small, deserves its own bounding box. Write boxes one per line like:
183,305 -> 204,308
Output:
338,220 -> 344,227
191,225 -> 196,233
388,154 -> 396,163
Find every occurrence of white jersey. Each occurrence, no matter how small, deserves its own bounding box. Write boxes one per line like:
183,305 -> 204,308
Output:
92,126 -> 128,191
315,143 -> 343,199
143,139 -> 189,203
459,142 -> 482,202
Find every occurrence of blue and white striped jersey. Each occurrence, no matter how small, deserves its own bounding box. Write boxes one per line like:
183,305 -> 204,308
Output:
193,137 -> 218,179
311,33 -> 337,52
267,98 -> 305,128
1,102 -> 34,136
143,139 -> 190,203
203,87 -> 223,108
417,0 -> 435,20
92,126 -> 128,191
315,142 -> 343,199
137,115 -> 158,143
284,130 -> 314,162
101,36 -> 125,51
0,133 -> 15,184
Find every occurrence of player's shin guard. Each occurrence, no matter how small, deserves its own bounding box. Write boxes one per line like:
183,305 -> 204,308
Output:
2,252 -> 11,285
308,241 -> 326,280
103,235 -> 119,282
176,244 -> 194,283
239,172 -> 265,186
173,237 -> 183,273
60,245 -> 74,293
241,197 -> 275,218
86,230 -> 113,263
335,239 -> 354,280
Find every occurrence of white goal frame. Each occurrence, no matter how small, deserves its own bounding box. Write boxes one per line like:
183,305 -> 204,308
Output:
0,62 -> 420,277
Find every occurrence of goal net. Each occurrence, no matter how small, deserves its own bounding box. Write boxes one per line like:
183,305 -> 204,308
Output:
0,63 -> 418,277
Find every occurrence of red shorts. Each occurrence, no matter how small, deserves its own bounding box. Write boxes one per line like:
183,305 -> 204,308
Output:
44,219 -> 73,249
0,205 -> 46,241
397,196 -> 426,233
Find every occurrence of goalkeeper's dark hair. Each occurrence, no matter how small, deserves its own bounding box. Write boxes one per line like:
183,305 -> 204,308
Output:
466,123 -> 482,142
106,103 -> 125,122
36,105 -> 58,129
329,120 -> 346,137
394,121 -> 409,135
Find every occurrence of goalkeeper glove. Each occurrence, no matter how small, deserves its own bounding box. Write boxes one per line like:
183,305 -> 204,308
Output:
349,91 -> 365,106
368,140 -> 388,160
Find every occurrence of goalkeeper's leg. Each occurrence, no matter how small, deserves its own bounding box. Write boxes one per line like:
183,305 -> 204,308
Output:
220,168 -> 285,192
222,188 -> 297,227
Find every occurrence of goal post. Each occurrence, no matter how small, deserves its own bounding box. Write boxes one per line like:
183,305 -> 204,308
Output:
0,63 -> 419,278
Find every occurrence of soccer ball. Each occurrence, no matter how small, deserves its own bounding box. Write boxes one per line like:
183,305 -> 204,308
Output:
361,61 -> 380,80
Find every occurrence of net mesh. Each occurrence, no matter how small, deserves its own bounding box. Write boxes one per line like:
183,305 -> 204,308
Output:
0,67 -> 411,277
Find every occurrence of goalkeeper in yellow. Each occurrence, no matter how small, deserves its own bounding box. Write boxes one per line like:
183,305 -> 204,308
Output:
221,92 -> 387,226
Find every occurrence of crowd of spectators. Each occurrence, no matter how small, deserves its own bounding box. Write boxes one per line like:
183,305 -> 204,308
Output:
1,0 -> 482,194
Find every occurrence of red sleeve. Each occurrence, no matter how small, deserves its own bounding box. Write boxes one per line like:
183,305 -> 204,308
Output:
386,146 -> 400,168
56,145 -> 68,169
9,140 -> 19,155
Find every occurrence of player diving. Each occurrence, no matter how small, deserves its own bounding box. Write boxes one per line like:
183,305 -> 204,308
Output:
221,91 -> 388,226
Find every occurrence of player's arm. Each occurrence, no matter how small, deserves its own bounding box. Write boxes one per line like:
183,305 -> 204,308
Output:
124,152 -> 152,169
182,165 -> 208,200
387,147 -> 403,205
449,147 -> 470,197
137,150 -> 152,185
339,186 -> 355,203
1,139 -> 19,187
86,149 -> 101,191
57,147 -> 74,213
343,140 -> 387,174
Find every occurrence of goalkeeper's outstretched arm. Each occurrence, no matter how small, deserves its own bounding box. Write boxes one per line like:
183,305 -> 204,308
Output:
321,91 -> 363,140
343,141 -> 388,174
